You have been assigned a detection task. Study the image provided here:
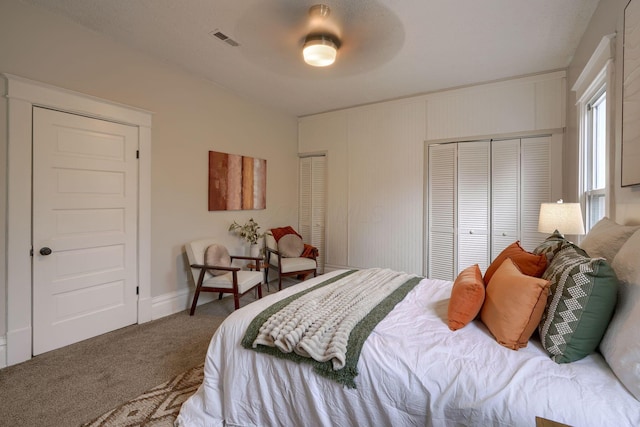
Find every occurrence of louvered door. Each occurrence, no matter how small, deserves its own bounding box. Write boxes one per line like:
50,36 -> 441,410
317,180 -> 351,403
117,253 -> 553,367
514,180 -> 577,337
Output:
457,141 -> 490,274
427,136 -> 557,280
428,144 -> 456,280
520,137 -> 551,251
491,139 -> 520,259
299,155 -> 326,273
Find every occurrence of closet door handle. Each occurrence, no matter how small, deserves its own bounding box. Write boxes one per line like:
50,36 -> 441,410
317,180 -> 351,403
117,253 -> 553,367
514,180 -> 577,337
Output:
39,247 -> 52,256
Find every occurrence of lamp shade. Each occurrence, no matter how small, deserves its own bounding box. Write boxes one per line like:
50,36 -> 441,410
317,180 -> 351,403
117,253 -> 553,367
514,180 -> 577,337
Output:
303,35 -> 338,67
538,201 -> 585,236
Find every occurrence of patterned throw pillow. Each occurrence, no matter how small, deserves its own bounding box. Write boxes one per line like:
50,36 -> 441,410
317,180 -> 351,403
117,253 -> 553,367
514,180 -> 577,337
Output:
538,245 -> 619,363
532,230 -> 570,262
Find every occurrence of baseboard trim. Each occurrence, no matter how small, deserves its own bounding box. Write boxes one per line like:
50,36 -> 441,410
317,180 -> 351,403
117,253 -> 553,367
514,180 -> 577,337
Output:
0,336 -> 7,368
6,326 -> 31,367
323,264 -> 351,272
150,288 -> 218,320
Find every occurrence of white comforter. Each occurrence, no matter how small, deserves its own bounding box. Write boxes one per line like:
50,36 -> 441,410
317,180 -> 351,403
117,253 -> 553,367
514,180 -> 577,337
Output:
176,270 -> 640,427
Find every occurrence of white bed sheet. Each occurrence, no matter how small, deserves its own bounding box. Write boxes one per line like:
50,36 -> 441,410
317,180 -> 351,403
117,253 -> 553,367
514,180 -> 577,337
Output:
176,270 -> 640,427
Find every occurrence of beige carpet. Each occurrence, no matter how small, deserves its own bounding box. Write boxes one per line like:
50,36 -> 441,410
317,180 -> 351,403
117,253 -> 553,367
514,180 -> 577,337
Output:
82,363 -> 204,427
0,279 -> 290,426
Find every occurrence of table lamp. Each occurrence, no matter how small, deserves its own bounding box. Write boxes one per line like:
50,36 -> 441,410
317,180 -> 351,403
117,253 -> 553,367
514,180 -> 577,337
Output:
538,199 -> 585,237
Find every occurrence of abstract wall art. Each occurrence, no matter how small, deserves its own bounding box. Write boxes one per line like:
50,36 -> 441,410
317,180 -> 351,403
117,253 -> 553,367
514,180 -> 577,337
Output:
208,151 -> 266,211
623,0 -> 640,187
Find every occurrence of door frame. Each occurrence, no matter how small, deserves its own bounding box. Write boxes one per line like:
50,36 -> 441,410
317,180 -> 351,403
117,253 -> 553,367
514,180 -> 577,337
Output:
2,74 -> 152,366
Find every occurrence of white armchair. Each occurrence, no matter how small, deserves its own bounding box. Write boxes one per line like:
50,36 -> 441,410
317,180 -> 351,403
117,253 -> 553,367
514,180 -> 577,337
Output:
185,238 -> 263,314
264,229 -> 318,291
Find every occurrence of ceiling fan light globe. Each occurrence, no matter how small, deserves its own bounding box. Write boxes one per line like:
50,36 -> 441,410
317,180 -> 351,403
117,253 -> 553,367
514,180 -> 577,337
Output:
303,38 -> 337,67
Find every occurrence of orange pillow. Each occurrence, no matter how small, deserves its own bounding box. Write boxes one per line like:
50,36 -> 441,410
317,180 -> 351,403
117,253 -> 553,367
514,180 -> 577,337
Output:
483,241 -> 547,284
447,264 -> 485,331
480,258 -> 550,350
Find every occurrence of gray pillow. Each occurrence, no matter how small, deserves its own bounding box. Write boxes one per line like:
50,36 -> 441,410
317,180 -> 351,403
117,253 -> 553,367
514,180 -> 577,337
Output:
278,234 -> 304,257
204,244 -> 231,275
600,230 -> 640,401
580,217 -> 640,263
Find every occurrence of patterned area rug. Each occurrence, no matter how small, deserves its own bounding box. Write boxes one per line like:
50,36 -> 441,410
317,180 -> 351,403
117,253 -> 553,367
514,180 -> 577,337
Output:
82,364 -> 204,427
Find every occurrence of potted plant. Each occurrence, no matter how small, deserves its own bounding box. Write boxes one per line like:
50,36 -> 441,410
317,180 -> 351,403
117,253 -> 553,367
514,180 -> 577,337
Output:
228,218 -> 264,257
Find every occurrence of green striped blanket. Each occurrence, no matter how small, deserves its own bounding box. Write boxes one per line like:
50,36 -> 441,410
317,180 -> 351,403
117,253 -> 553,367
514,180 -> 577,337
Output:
241,268 -> 422,388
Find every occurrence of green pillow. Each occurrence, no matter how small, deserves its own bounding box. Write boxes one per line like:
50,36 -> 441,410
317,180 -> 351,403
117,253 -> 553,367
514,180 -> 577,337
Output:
533,230 -> 588,262
533,231 -> 570,261
538,245 -> 618,363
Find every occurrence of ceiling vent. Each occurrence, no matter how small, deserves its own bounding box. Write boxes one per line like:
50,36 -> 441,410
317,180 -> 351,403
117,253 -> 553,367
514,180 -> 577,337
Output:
209,29 -> 240,47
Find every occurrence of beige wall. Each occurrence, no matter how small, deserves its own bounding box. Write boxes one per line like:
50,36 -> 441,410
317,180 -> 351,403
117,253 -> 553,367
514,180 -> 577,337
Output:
566,0 -> 640,225
300,72 -> 566,276
0,0 -> 298,336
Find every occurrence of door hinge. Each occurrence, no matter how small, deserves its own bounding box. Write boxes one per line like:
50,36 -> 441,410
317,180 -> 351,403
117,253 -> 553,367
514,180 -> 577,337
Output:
136,150 -> 140,159
30,248 -> 33,257
136,286 -> 139,295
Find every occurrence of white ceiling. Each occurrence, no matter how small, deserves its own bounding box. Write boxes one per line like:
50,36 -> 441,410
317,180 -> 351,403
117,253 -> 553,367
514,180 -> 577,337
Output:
23,0 -> 600,117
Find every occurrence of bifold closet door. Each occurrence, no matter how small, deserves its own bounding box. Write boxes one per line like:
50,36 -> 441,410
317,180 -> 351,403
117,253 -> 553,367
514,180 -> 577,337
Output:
520,136 -> 551,251
428,144 -> 456,280
491,139 -> 520,259
299,155 -> 326,273
457,141 -> 490,274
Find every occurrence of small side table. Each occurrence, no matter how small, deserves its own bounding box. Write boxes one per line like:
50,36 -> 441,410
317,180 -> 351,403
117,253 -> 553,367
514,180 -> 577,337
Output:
247,260 -> 269,291
535,417 -> 572,427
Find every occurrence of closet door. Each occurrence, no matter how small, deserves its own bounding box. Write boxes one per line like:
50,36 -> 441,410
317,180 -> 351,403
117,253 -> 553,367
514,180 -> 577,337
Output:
428,143 -> 456,280
491,139 -> 520,260
299,155 -> 327,273
520,137 -> 551,251
457,141 -> 490,273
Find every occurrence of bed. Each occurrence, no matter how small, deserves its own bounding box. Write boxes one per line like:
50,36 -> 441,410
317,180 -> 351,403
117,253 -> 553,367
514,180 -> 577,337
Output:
177,222 -> 640,427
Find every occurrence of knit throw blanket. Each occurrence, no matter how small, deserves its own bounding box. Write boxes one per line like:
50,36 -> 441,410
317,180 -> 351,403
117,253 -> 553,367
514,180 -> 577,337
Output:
241,268 -> 422,388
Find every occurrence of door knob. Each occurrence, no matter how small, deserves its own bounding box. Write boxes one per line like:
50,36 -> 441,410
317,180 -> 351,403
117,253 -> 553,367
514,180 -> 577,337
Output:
39,247 -> 52,256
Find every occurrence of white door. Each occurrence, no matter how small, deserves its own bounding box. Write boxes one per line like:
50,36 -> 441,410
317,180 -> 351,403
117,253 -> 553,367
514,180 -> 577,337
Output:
428,143 -> 456,280
299,155 -> 326,273
491,139 -> 520,259
520,136 -> 551,251
32,107 -> 139,355
457,141 -> 490,274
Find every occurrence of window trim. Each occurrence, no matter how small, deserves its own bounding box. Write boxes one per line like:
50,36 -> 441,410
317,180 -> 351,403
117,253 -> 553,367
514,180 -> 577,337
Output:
572,34 -> 615,232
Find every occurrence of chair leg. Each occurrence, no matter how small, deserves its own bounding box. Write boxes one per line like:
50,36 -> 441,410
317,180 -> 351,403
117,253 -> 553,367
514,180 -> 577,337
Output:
233,294 -> 240,310
190,282 -> 203,316
278,273 -> 283,291
257,284 -> 263,299
218,292 -> 223,300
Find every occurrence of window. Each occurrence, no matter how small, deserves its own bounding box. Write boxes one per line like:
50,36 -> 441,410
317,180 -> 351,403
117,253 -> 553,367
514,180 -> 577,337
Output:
583,89 -> 607,230
572,34 -> 615,233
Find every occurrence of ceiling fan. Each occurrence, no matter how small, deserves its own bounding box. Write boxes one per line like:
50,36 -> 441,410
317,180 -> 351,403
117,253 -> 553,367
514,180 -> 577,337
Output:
302,4 -> 341,67
235,0 -> 404,77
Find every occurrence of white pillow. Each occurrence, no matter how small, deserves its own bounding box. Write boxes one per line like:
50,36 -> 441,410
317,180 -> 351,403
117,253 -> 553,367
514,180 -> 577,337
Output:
579,217 -> 640,263
204,244 -> 231,276
278,234 -> 304,257
600,229 -> 640,401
